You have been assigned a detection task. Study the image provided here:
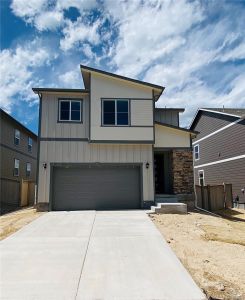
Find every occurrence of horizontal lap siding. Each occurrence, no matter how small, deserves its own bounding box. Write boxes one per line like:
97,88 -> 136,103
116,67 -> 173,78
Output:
195,158 -> 245,201
41,93 -> 89,139
196,119 -> 245,165
192,111 -> 238,141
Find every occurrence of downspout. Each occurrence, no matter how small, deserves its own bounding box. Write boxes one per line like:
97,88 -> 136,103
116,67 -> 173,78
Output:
35,92 -> 42,208
191,133 -> 220,217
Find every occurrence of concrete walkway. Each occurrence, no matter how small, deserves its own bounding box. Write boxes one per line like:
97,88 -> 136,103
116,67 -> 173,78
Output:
0,211 -> 205,300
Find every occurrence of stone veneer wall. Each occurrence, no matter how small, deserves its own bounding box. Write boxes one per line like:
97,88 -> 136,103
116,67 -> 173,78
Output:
172,149 -> 194,195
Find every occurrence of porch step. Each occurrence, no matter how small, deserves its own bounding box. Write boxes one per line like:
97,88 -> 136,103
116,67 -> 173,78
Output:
155,195 -> 178,204
148,203 -> 187,214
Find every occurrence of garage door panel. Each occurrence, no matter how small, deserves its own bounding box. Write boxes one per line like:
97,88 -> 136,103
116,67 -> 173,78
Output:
52,165 -> 141,210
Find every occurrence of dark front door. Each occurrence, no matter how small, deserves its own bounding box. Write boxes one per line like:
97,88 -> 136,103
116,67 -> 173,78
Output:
52,164 -> 141,210
154,152 -> 173,194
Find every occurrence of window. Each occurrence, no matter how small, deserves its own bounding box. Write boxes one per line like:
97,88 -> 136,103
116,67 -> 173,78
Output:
28,137 -> 32,152
194,144 -> 200,160
14,159 -> 19,176
59,100 -> 82,122
26,163 -> 31,177
14,129 -> 20,145
198,170 -> 205,186
102,99 -> 129,126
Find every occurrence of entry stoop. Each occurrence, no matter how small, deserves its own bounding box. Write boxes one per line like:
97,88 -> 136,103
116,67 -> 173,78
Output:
148,202 -> 187,214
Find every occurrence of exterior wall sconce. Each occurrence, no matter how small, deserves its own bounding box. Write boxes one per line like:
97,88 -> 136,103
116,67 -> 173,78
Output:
43,163 -> 47,169
146,162 -> 150,169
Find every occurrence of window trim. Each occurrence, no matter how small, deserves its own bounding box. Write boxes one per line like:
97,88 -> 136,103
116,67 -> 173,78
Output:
58,98 -> 83,123
198,169 -> 205,186
14,129 -> 20,146
194,144 -> 200,161
26,162 -> 31,177
14,158 -> 20,177
101,99 -> 130,127
28,137 -> 32,152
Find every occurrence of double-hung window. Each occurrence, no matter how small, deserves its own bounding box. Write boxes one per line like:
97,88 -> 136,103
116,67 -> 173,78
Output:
14,129 -> 20,145
194,144 -> 200,160
26,162 -> 31,177
198,170 -> 205,186
28,137 -> 32,152
14,159 -> 19,176
59,99 -> 82,122
102,99 -> 129,126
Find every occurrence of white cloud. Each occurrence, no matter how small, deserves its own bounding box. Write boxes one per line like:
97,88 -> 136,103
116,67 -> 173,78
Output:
58,69 -> 82,88
35,10 -> 64,31
11,0 -> 47,20
60,18 -> 100,51
0,40 -> 54,112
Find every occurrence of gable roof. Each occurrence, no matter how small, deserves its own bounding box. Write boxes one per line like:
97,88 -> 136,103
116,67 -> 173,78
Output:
189,108 -> 245,129
0,108 -> 37,138
80,65 -> 165,101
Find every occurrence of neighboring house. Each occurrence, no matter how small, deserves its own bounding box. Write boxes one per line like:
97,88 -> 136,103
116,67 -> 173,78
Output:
0,109 -> 38,213
190,108 -> 245,207
33,65 -> 197,211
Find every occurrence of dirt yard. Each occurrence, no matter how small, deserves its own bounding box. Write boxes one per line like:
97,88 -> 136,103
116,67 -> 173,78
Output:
150,209 -> 245,300
0,207 -> 44,240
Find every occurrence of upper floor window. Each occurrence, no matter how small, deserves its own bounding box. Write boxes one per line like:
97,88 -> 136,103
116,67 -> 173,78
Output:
59,99 -> 82,122
28,137 -> 32,152
14,159 -> 19,176
26,162 -> 31,177
194,144 -> 200,160
14,129 -> 20,145
102,99 -> 129,126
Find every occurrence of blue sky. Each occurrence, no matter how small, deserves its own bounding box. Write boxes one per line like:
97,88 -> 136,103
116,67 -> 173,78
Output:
1,0 -> 245,134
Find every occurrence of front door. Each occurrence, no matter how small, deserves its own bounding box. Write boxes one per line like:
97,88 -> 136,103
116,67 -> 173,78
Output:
154,152 -> 173,194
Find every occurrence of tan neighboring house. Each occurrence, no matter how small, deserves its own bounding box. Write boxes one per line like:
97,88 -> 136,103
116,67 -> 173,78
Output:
33,65 -> 197,211
0,109 -> 37,214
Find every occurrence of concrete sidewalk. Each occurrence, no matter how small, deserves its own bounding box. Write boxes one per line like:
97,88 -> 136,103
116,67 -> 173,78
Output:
0,210 -> 205,300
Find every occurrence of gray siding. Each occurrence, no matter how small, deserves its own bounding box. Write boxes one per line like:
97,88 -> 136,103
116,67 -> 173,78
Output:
192,111 -> 238,141
154,109 -> 179,126
195,119 -> 245,165
194,158 -> 245,202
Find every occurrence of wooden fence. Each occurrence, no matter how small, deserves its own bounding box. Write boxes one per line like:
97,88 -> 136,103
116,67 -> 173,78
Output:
195,184 -> 232,212
20,180 -> 36,207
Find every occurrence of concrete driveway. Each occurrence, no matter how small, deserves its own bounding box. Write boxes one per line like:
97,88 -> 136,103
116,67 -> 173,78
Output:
0,210 -> 205,300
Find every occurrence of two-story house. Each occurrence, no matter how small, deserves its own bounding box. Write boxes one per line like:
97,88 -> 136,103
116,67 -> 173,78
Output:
0,109 -> 38,214
190,108 -> 245,208
33,65 -> 197,211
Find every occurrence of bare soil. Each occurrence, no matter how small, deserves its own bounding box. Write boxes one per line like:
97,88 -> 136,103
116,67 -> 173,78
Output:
150,209 -> 245,300
0,207 -> 44,240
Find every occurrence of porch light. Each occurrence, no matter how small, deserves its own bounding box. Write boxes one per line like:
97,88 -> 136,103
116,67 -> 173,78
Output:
146,162 -> 150,169
43,163 -> 47,169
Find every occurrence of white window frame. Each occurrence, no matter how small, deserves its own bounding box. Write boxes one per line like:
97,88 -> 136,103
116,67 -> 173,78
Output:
28,137 -> 32,152
198,170 -> 205,186
14,129 -> 20,145
194,144 -> 200,161
26,162 -> 31,177
59,99 -> 82,122
102,99 -> 130,126
14,159 -> 20,177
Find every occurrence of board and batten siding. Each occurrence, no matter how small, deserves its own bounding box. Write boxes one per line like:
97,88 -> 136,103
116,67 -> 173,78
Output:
40,93 -> 89,139
192,111 -> 239,141
90,73 -> 154,141
154,109 -> 179,126
38,141 -> 154,204
154,124 -> 190,148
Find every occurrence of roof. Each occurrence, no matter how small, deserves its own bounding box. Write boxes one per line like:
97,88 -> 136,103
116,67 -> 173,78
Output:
155,108 -> 185,113
0,108 -> 37,138
80,65 -> 165,100
203,108 -> 245,117
155,121 -> 198,135
189,108 -> 245,129
32,88 -> 89,94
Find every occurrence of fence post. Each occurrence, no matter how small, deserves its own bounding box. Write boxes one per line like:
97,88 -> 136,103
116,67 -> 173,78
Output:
207,184 -> 211,211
